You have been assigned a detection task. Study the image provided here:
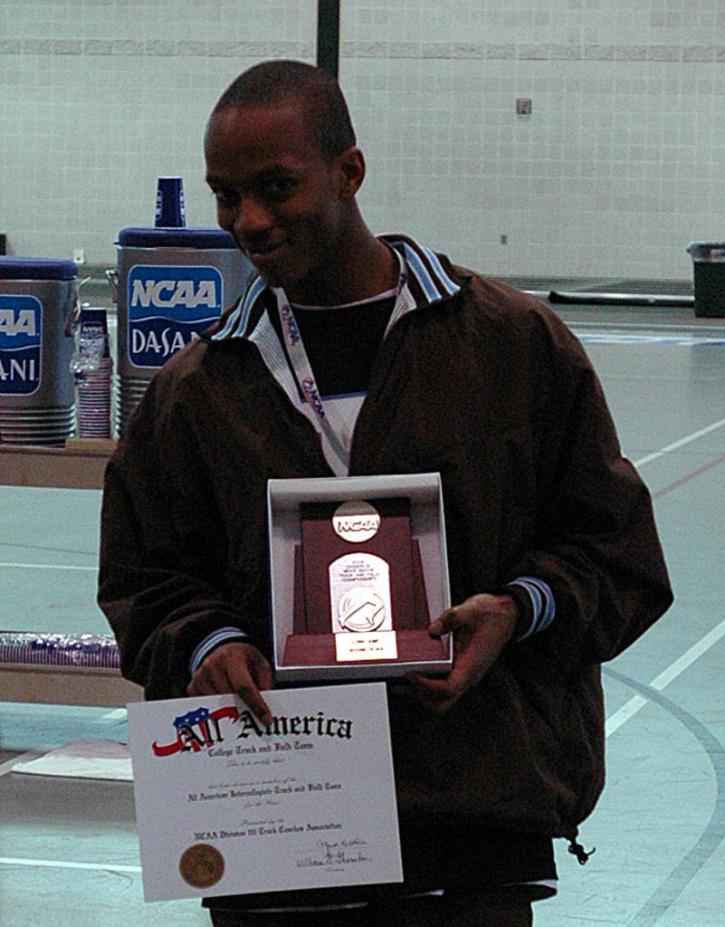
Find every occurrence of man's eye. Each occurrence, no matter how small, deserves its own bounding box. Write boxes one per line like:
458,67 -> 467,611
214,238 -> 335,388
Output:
264,178 -> 295,197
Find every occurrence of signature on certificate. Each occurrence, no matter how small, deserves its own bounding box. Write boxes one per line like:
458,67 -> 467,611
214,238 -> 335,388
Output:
296,838 -> 373,870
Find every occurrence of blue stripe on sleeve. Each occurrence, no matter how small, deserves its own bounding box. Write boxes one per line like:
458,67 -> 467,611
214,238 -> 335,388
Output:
507,577 -> 556,641
190,627 -> 251,676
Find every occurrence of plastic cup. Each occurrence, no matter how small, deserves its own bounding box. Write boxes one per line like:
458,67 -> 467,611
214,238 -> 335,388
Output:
154,177 -> 186,228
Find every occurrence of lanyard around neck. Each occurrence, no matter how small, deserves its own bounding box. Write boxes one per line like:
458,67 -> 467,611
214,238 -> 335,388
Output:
270,252 -> 409,474
273,288 -> 351,465
273,252 -> 407,435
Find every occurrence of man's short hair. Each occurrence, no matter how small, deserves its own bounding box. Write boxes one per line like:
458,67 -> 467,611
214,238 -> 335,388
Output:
214,60 -> 356,161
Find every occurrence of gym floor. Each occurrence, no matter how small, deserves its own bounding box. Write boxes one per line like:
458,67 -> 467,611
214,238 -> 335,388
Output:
1,286 -> 723,926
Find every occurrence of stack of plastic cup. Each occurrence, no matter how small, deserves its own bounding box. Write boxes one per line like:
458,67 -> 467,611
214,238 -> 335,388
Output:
71,307 -> 113,438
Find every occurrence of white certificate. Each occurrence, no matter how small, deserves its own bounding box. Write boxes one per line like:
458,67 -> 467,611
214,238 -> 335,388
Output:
128,682 -> 403,902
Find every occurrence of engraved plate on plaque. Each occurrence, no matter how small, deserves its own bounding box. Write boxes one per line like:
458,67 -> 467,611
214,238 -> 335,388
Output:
335,631 -> 399,662
329,552 -> 393,634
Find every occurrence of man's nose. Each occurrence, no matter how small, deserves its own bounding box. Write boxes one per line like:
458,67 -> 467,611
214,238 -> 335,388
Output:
234,196 -> 273,239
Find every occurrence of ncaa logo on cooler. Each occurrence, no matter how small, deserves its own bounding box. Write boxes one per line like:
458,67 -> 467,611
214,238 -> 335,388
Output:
0,295 -> 42,395
127,264 -> 223,368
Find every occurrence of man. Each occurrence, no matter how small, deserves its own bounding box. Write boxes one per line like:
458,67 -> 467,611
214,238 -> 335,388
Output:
99,60 -> 672,926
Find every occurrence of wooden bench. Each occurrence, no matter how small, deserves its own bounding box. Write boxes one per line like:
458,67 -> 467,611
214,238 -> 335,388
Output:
0,633 -> 143,707
0,661 -> 143,706
0,438 -> 117,489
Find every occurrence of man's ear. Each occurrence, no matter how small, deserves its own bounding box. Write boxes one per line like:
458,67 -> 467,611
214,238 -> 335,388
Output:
336,147 -> 366,199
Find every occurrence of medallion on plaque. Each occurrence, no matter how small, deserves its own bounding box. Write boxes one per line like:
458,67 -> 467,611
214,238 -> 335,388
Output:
281,497 -> 446,668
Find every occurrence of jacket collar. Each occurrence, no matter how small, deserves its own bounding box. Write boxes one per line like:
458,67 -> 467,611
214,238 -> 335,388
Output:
208,234 -> 462,343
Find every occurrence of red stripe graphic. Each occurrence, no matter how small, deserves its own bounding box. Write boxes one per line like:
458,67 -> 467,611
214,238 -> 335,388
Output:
653,453 -> 725,500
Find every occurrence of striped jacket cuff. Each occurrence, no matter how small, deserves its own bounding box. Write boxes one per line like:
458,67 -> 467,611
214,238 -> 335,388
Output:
190,627 -> 252,677
503,577 -> 556,642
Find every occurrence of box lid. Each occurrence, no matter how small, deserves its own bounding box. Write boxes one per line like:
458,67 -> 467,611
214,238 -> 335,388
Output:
0,257 -> 78,280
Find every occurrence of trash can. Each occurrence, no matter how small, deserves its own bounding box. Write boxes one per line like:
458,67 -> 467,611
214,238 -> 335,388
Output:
114,227 -> 250,431
686,242 -> 725,318
0,257 -> 77,446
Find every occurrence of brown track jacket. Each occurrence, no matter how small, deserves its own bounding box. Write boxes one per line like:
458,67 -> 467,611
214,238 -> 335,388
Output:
98,240 -> 672,841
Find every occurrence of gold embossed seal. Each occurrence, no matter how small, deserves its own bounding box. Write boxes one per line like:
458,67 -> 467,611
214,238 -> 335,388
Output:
179,843 -> 225,889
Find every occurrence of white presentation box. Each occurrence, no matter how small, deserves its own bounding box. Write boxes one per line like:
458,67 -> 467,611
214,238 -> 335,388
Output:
267,473 -> 453,685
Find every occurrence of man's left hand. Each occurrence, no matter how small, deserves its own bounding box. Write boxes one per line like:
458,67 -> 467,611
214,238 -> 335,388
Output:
400,593 -> 519,713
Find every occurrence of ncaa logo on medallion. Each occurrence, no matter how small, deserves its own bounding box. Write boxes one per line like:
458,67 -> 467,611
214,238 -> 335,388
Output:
127,264 -> 223,368
0,295 -> 42,395
332,501 -> 381,543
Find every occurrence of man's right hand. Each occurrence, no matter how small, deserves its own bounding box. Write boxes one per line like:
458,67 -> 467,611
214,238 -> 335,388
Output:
187,641 -> 274,726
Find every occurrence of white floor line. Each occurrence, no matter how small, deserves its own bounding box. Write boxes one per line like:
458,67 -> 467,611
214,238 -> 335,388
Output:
608,418 -> 725,730
0,857 -> 141,873
648,617 -> 725,692
633,415 -> 725,468
0,562 -> 97,571
606,616 -> 725,738
605,696 -> 649,737
0,751 -> 42,778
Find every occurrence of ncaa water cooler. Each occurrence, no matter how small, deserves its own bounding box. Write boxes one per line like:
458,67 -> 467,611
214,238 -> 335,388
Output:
0,257 -> 78,446
115,227 -> 250,431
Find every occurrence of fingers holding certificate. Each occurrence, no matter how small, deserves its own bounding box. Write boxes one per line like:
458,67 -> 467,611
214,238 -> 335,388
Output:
187,641 -> 275,726
128,683 -> 402,902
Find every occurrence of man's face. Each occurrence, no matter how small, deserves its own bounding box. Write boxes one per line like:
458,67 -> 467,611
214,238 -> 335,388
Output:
205,102 -> 351,301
